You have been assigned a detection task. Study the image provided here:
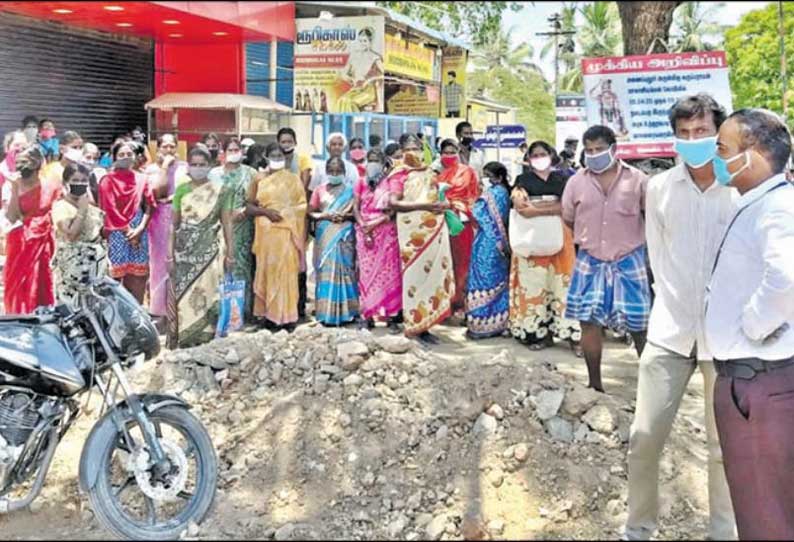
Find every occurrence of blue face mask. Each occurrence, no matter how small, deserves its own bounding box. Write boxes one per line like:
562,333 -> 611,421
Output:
585,146 -> 615,174
327,174 -> 345,186
713,151 -> 750,186
674,136 -> 717,168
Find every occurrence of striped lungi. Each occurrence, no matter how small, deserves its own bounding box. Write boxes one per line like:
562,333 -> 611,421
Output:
564,245 -> 651,333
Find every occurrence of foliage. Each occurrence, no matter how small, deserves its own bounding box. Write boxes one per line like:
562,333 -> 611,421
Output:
470,26 -> 543,80
540,2 -> 578,75
377,1 -> 523,47
468,67 -> 555,144
669,2 -> 726,52
724,2 -> 794,128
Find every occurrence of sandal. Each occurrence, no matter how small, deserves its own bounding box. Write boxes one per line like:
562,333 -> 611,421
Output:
570,341 -> 584,358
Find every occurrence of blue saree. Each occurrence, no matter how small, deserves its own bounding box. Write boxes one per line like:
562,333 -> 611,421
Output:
313,183 -> 360,325
465,184 -> 511,338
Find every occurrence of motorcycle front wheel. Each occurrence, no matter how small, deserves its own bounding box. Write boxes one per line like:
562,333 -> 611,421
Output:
86,406 -> 217,540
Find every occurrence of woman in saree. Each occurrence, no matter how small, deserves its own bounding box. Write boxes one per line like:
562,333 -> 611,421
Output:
353,148 -> 402,331
465,162 -> 511,339
147,133 -> 184,326
213,137 -> 257,321
98,141 -> 155,304
166,146 -> 225,349
52,163 -> 107,308
3,146 -> 60,314
436,139 -> 480,319
389,133 -> 454,344
336,27 -> 384,112
509,140 -> 582,356
309,157 -> 360,326
246,143 -> 307,329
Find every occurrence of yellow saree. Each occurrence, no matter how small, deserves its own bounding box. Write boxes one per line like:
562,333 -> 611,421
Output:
251,170 -> 307,325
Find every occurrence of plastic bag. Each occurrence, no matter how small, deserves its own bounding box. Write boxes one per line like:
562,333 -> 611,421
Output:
437,182 -> 465,236
215,274 -> 245,338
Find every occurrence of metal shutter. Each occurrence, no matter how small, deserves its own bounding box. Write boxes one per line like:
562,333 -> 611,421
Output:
245,42 -> 271,98
276,41 -> 293,107
0,12 -> 153,151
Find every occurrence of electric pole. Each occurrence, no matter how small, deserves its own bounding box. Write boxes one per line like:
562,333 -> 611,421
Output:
536,13 -> 576,96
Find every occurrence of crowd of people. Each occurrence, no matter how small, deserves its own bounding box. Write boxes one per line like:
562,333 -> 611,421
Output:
1,93 -> 794,540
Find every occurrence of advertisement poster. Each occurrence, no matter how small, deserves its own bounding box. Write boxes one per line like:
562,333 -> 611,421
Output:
385,83 -> 440,117
294,16 -> 385,113
582,51 -> 732,159
384,34 -> 435,81
555,94 -> 586,151
441,47 -> 467,119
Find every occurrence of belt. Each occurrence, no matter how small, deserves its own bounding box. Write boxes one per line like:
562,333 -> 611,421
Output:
714,356 -> 794,380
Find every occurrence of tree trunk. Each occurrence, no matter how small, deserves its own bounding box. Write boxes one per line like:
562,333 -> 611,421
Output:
617,1 -> 683,56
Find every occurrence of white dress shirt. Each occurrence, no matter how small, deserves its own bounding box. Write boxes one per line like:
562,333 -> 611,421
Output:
646,163 -> 738,360
705,174 -> 794,361
308,158 -> 359,191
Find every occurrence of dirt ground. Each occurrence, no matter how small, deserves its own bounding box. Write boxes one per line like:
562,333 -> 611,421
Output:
0,322 -> 715,541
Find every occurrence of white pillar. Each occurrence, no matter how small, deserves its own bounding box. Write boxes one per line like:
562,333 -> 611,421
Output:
269,37 -> 278,100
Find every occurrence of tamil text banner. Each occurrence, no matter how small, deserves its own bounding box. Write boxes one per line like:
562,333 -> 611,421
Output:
582,51 -> 732,159
295,16 -> 385,113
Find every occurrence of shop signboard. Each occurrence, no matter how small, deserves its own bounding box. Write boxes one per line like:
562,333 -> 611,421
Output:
441,47 -> 467,119
294,16 -> 386,113
384,33 -> 435,81
582,51 -> 732,159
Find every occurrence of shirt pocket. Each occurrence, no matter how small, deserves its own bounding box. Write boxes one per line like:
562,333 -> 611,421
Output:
613,187 -> 641,216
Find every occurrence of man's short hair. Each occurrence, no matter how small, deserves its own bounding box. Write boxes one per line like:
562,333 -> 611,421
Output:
668,93 -> 727,133
582,125 -> 617,147
455,121 -> 472,137
448,71 -> 456,78
730,108 -> 793,174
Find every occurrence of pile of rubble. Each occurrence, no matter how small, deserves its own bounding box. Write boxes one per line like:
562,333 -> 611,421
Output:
134,325 -> 703,540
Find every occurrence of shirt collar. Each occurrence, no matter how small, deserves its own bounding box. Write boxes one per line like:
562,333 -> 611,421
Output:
677,163 -> 722,193
737,173 -> 788,209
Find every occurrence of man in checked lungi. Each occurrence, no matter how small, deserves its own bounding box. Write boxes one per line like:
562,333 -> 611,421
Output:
561,125 -> 651,392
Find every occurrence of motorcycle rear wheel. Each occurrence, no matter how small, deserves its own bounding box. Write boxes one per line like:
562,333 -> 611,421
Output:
86,406 -> 217,540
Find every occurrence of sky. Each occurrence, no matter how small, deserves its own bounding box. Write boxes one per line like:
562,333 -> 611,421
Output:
504,1 -> 771,83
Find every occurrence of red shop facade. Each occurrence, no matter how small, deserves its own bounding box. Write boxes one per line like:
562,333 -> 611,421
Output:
0,1 -> 295,149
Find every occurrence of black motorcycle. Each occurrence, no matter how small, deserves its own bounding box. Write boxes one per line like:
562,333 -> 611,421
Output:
0,263 -> 217,540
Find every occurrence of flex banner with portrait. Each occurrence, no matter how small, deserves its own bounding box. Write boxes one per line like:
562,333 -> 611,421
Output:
441,47 -> 467,119
294,16 -> 385,114
582,51 -> 732,159
384,33 -> 435,81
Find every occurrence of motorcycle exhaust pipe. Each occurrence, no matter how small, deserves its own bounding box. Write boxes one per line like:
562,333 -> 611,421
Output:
0,430 -> 59,514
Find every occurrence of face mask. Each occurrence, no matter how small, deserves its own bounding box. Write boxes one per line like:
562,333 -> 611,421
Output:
39,128 -> 56,140
530,156 -> 552,172
674,136 -> 717,169
225,152 -> 242,164
441,155 -> 459,168
69,183 -> 89,197
350,148 -> 367,161
24,127 -> 37,143
208,149 -> 219,161
188,166 -> 210,180
327,174 -> 345,186
403,151 -> 423,168
82,158 -> 96,168
64,148 -> 83,163
713,151 -> 751,186
366,162 -> 383,180
280,145 -> 295,155
585,146 -> 615,174
269,160 -> 285,171
115,157 -> 133,170
460,136 -> 474,147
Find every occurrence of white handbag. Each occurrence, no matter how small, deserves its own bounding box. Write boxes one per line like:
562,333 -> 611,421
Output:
509,210 -> 564,257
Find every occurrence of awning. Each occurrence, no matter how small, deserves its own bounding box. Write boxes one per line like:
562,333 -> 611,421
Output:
145,92 -> 292,112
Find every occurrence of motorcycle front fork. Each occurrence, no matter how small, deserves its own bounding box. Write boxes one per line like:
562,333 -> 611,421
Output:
94,365 -> 171,476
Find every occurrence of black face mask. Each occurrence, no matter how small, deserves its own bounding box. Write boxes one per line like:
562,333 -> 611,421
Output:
209,149 -> 219,160
460,136 -> 474,147
69,183 -> 89,197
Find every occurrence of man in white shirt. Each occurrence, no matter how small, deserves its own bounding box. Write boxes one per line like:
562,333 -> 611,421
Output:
624,94 -> 737,541
456,121 -> 484,180
309,132 -> 359,191
705,108 -> 794,541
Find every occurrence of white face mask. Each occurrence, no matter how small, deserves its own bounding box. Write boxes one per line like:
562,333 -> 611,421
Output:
530,156 -> 552,172
225,152 -> 242,164
268,160 -> 285,171
64,148 -> 83,163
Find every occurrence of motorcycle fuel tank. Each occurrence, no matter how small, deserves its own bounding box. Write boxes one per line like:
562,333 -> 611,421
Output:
0,321 -> 85,396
